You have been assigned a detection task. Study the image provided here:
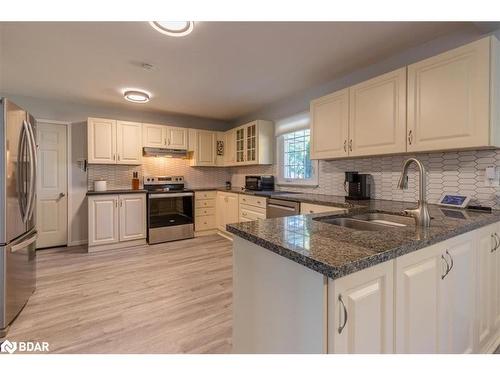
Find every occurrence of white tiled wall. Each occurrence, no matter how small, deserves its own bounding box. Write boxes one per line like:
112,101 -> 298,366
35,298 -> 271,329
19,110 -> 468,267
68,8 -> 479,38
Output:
88,150 -> 500,209
87,157 -> 230,190
232,149 -> 500,209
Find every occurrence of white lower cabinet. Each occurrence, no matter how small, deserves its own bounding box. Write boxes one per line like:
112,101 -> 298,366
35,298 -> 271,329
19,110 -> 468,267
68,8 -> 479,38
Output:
119,194 -> 147,241
88,193 -> 146,250
395,232 -> 475,353
88,195 -> 119,246
328,261 -> 394,354
216,192 -> 239,233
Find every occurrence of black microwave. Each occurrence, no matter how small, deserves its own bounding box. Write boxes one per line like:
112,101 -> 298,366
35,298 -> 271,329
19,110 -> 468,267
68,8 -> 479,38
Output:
245,175 -> 275,191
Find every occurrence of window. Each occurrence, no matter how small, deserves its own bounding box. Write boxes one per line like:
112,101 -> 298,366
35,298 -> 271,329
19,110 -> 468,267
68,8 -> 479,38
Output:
276,114 -> 318,186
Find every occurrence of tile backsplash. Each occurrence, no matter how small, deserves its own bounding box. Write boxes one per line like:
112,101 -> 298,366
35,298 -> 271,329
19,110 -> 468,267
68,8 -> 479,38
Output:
87,157 -> 230,190
232,149 -> 500,209
88,149 -> 500,209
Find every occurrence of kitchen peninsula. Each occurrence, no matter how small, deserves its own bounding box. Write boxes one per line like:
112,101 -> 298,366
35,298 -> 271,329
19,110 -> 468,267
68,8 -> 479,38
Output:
228,198 -> 500,354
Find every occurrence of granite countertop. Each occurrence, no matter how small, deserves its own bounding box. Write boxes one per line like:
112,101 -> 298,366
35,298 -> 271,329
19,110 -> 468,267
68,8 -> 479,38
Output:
227,198 -> 500,280
86,189 -> 147,196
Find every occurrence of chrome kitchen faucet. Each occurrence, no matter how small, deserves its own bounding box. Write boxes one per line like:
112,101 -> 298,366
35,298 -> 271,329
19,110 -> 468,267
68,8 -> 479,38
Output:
397,158 -> 431,228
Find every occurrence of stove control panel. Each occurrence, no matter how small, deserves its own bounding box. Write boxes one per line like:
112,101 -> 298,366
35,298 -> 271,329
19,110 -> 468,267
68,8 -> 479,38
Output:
143,176 -> 184,185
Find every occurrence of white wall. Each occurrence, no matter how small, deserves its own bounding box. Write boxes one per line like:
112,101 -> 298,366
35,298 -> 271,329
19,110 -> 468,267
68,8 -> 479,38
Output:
1,94 -> 231,131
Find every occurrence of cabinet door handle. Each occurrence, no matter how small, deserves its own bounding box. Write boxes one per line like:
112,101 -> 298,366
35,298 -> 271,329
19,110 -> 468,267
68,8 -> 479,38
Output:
441,254 -> 450,279
348,139 -> 353,152
115,200 -> 118,208
408,130 -> 413,145
343,140 -> 347,152
113,154 -> 116,160
117,154 -> 120,161
495,233 -> 500,251
164,138 -> 167,146
491,234 -> 498,253
338,294 -> 348,334
120,200 -> 123,207
445,250 -> 454,273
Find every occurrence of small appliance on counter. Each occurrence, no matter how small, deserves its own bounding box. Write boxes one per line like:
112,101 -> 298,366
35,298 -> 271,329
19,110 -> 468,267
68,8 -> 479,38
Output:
94,179 -> 107,192
344,171 -> 371,200
225,181 -> 232,190
245,175 -> 275,191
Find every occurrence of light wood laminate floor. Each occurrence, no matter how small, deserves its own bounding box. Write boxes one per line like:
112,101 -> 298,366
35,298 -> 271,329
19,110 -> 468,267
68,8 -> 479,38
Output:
6,235 -> 233,353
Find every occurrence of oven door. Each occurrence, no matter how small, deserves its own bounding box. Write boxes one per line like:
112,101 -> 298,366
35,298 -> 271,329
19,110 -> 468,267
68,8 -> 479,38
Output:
147,192 -> 194,244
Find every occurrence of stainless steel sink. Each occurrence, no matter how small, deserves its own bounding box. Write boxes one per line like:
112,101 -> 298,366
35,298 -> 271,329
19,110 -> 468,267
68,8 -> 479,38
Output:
350,213 -> 415,227
314,212 -> 415,231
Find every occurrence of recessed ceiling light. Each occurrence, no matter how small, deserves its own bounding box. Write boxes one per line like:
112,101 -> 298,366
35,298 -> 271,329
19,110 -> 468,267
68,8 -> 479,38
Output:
149,21 -> 194,37
124,90 -> 150,103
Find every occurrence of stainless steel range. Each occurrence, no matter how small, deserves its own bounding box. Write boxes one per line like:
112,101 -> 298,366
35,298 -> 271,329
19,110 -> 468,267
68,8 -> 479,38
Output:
144,176 -> 194,244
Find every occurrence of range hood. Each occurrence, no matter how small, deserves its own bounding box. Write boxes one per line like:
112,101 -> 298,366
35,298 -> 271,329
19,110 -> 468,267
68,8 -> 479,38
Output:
143,147 -> 188,158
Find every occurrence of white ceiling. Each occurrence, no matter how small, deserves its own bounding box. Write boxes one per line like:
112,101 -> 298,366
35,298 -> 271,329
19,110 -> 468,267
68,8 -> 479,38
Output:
0,22 -> 480,121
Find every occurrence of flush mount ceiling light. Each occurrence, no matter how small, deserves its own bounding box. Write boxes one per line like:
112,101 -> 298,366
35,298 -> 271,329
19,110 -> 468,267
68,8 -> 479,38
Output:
149,21 -> 194,37
123,90 -> 150,103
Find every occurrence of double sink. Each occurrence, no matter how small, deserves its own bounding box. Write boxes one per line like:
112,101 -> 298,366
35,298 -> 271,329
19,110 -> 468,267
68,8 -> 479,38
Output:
314,213 -> 417,231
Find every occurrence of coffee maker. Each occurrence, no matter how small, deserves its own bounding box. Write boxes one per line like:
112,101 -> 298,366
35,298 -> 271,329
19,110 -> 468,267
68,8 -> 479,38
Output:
344,171 -> 371,200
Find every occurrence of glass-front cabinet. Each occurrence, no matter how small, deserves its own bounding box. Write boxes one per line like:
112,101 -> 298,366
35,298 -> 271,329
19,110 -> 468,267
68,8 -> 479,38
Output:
245,122 -> 257,163
236,128 -> 245,163
227,120 -> 274,166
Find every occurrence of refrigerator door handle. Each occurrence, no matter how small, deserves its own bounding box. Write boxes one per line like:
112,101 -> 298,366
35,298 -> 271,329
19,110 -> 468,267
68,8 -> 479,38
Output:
16,121 -> 28,220
23,119 -> 36,222
10,232 -> 37,253
26,119 -> 37,221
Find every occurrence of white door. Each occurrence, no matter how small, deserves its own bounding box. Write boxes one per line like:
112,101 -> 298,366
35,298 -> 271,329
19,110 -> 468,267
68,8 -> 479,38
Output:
475,225 -> 496,350
395,243 -> 443,353
116,121 -> 142,164
226,193 -> 239,226
119,194 -> 146,241
36,122 -> 68,248
407,37 -> 490,152
196,131 -> 216,166
87,117 -> 116,164
329,261 -> 394,353
438,233 -> 475,354
166,127 -> 188,149
349,68 -> 407,157
310,89 -> 349,159
142,123 -> 166,148
88,195 -> 119,246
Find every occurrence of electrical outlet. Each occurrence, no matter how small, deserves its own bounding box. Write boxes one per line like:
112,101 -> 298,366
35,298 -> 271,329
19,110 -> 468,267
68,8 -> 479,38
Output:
484,166 -> 500,187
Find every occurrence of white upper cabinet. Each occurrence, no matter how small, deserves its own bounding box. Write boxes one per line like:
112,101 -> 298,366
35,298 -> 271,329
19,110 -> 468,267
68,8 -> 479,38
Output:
224,129 -> 236,166
142,123 -> 165,148
190,130 -> 216,167
231,120 -> 274,166
310,36 -> 500,160
142,123 -> 188,150
329,261 -> 394,354
88,117 -> 117,164
310,89 -> 349,159
116,121 -> 142,164
88,117 -> 142,165
407,36 -> 499,152
349,67 -> 407,156
166,126 -> 188,149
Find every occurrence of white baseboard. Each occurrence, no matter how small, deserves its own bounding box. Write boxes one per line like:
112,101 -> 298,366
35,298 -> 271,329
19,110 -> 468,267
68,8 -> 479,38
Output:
68,239 -> 88,247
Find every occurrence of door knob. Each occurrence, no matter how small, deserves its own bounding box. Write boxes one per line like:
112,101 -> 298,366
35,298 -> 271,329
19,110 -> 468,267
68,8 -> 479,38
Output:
58,192 -> 65,199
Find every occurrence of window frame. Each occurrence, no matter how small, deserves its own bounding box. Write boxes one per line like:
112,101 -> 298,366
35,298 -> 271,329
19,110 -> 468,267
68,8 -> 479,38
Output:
276,128 -> 319,187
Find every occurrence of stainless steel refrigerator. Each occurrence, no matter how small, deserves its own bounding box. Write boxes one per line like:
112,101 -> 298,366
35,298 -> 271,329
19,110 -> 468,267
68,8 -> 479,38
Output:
0,98 -> 37,337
